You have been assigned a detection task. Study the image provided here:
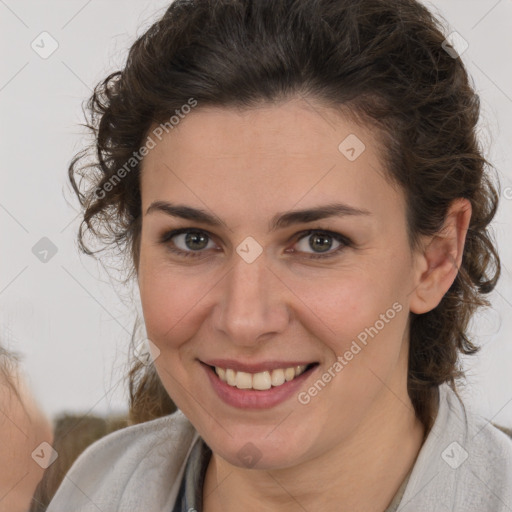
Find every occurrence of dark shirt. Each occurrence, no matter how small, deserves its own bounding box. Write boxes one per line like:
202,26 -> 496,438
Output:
172,438 -> 212,512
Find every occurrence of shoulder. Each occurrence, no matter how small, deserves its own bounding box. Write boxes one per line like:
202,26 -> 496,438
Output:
444,384 -> 512,466
462,395 -> 512,494
47,409 -> 200,512
447,386 -> 512,509
398,384 -> 512,512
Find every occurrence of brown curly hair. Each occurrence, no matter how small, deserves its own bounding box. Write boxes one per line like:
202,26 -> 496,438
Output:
69,0 -> 500,430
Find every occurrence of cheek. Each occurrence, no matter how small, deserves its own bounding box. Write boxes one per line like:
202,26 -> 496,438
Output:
138,258 -> 209,349
287,269 -> 402,337
283,255 -> 410,378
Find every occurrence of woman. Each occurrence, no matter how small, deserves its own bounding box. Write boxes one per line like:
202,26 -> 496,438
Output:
47,0 -> 512,510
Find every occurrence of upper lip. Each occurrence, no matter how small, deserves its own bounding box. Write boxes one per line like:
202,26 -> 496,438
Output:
201,359 -> 317,373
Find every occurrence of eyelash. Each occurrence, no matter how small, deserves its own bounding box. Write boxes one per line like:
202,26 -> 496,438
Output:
159,227 -> 352,260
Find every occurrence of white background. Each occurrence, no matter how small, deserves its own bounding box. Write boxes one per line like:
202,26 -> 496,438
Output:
1,0 -> 511,426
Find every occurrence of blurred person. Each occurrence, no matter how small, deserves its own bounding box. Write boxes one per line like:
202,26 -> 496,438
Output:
0,345 -> 53,512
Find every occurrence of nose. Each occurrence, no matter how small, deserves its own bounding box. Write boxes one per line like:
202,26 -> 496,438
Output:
212,252 -> 290,348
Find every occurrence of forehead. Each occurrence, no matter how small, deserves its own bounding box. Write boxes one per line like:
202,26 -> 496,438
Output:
139,98 -> 403,225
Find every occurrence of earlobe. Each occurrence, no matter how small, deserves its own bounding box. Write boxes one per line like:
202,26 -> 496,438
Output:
409,198 -> 472,315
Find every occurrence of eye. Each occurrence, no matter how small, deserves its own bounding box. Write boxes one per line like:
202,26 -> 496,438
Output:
160,227 -> 351,260
289,230 -> 350,259
160,228 -> 218,258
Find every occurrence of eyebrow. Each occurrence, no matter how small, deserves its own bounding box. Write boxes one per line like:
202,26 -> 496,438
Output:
145,201 -> 371,232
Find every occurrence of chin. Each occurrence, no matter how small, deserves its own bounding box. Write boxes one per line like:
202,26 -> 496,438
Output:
203,421 -> 319,471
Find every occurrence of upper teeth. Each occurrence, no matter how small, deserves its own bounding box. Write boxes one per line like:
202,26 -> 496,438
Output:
215,365 -> 308,390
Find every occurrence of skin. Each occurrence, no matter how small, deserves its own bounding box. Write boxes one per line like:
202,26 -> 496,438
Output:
137,96 -> 471,512
0,367 -> 53,512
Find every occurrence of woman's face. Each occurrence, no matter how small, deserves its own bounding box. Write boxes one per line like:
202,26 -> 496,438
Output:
137,97 -> 423,469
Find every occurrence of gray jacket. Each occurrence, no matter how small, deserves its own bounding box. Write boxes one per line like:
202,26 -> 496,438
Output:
47,384 -> 512,511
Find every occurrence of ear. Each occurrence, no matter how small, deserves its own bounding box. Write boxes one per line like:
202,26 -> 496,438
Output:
409,198 -> 472,315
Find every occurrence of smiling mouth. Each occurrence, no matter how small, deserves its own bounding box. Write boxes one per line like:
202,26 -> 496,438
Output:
208,363 -> 318,391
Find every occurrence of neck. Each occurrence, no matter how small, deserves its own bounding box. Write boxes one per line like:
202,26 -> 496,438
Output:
203,383 -> 425,512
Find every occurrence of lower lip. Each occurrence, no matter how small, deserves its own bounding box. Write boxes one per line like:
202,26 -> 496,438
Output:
202,363 -> 317,409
